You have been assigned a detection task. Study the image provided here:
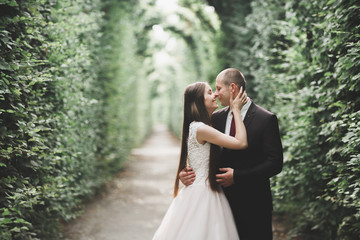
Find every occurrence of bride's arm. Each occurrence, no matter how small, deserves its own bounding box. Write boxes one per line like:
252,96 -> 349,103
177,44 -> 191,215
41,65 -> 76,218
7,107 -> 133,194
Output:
197,122 -> 247,150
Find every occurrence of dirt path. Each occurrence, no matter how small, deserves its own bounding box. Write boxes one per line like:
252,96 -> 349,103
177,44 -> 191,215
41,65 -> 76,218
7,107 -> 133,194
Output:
62,125 -> 180,240
62,124 -> 289,240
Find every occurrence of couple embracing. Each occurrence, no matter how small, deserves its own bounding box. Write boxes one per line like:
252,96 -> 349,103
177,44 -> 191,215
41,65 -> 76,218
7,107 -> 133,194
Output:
153,68 -> 283,240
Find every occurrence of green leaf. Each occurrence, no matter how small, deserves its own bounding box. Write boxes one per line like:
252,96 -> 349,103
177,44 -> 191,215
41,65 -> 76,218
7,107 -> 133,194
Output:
0,218 -> 12,225
1,209 -> 11,217
0,60 -> 12,71
10,227 -> 21,232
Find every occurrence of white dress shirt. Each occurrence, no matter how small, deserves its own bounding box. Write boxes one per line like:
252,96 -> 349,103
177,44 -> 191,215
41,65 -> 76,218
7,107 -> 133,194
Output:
224,98 -> 252,135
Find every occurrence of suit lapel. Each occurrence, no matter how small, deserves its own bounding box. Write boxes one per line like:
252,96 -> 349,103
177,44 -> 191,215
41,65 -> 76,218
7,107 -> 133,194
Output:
218,107 -> 230,133
244,101 -> 257,128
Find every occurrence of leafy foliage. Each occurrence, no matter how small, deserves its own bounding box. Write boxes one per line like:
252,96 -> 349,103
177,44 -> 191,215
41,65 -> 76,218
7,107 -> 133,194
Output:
98,0 -> 152,173
0,0 -> 151,239
205,0 -> 255,93
140,0 -> 221,136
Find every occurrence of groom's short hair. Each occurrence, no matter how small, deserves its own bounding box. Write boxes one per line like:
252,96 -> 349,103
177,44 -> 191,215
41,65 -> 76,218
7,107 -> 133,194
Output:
218,68 -> 246,91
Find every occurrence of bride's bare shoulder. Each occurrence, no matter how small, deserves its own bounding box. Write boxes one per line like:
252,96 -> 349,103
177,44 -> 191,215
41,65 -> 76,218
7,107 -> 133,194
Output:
197,124 -> 217,136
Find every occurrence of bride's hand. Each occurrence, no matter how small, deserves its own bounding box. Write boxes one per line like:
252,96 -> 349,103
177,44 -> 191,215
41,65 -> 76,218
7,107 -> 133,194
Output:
230,86 -> 248,111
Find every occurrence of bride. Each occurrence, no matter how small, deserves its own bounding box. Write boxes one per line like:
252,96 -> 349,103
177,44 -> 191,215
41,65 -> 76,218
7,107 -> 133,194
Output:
152,82 -> 248,240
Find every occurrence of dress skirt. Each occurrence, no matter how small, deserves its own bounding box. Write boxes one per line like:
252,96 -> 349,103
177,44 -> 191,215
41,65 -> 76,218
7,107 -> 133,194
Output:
152,183 -> 239,240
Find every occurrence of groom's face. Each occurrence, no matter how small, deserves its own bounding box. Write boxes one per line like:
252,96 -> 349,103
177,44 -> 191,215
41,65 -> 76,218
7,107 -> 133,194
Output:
215,78 -> 231,106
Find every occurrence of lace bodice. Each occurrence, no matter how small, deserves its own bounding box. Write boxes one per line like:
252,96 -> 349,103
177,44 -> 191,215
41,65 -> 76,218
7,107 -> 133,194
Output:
187,121 -> 210,184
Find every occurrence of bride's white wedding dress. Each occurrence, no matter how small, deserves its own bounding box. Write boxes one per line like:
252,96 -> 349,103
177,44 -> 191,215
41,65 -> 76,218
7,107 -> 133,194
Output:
152,121 -> 239,240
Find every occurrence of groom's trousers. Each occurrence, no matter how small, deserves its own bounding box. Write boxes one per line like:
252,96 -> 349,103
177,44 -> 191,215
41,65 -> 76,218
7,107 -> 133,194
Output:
225,189 -> 273,240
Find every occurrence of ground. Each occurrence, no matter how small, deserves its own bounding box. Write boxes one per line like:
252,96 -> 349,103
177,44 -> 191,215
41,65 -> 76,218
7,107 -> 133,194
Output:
62,125 -> 289,240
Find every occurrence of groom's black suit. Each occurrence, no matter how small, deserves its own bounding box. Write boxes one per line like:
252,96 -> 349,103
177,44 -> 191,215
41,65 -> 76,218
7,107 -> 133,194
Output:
212,101 -> 283,240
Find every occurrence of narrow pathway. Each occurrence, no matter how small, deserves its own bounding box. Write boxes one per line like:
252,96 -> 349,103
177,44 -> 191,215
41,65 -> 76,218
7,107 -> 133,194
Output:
63,125 -> 180,240
62,124 -> 289,240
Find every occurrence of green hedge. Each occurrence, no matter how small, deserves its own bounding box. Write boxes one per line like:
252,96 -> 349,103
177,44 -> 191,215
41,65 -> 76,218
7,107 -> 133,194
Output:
99,0 -> 152,172
0,0 -> 151,239
207,0 -> 360,238
271,1 -> 360,238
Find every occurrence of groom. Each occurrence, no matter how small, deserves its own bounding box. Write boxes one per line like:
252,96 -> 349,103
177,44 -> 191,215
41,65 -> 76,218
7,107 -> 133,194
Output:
179,68 -> 283,240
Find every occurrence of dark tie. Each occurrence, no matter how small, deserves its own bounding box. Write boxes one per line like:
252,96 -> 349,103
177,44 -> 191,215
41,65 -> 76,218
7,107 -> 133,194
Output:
230,113 -> 235,137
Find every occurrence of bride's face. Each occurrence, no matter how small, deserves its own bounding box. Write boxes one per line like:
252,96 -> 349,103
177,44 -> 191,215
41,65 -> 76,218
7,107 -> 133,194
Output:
204,84 -> 218,115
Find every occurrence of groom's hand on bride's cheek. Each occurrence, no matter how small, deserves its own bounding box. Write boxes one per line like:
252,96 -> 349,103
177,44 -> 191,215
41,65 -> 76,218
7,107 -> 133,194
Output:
179,167 -> 196,186
215,168 -> 234,188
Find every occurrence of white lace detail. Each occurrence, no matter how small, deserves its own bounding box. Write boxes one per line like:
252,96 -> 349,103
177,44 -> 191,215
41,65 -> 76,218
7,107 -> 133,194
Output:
187,121 -> 210,185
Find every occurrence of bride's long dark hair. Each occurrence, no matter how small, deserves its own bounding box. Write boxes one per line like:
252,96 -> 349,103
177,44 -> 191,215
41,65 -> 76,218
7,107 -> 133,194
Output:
173,82 -> 221,197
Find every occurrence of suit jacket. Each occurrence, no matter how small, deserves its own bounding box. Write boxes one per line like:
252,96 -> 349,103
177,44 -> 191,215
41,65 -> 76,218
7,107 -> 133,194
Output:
212,101 -> 283,214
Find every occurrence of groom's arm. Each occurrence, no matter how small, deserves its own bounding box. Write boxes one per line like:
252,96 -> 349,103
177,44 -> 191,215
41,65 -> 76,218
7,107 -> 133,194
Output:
179,167 -> 196,186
